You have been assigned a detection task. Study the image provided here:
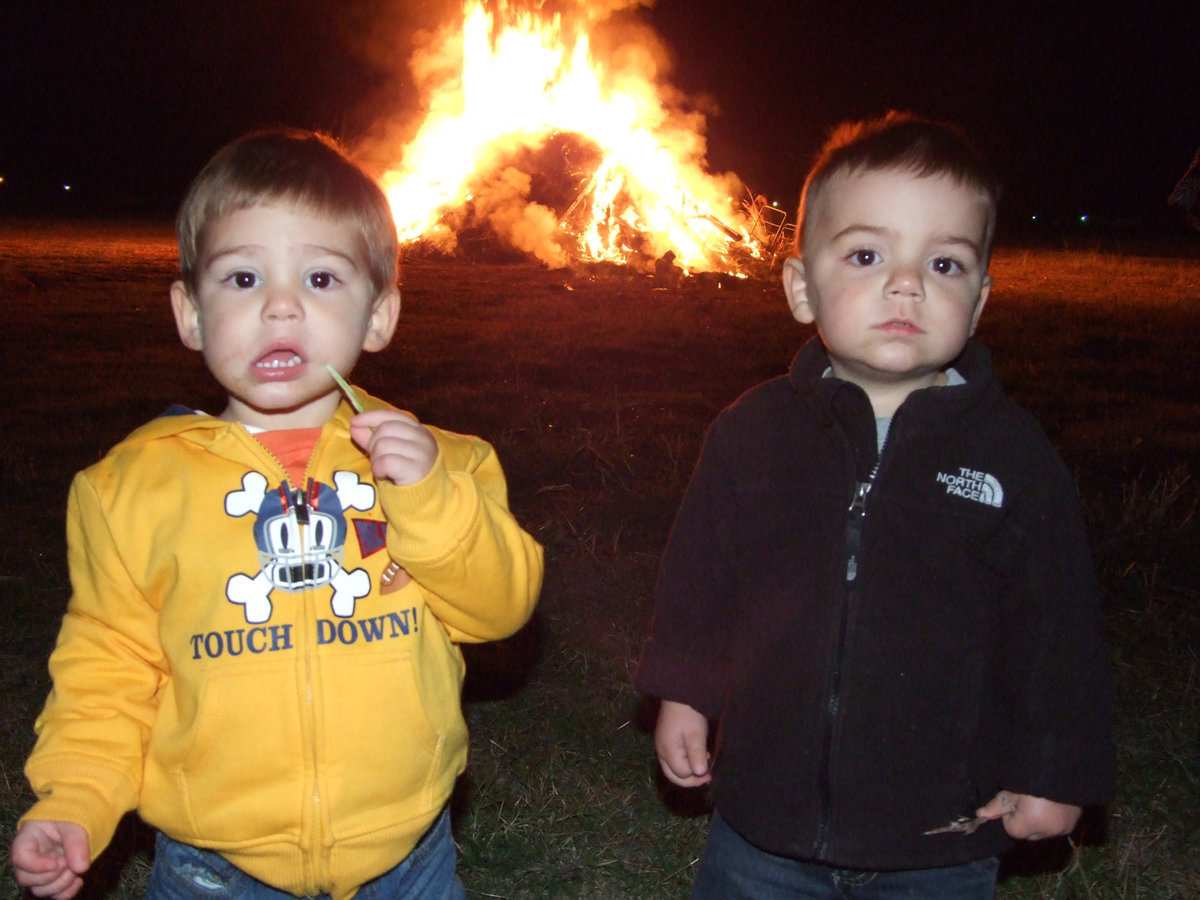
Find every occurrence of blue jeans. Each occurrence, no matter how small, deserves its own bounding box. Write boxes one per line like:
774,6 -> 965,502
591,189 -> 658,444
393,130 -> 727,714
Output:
692,810 -> 999,899
146,807 -> 465,899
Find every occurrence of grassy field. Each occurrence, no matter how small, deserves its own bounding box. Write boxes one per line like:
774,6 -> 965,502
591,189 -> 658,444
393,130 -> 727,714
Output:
1,221 -> 1198,898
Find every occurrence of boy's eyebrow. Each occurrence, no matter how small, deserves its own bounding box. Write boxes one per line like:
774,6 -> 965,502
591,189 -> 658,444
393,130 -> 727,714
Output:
202,244 -> 264,267
930,233 -> 984,259
830,224 -> 889,243
300,245 -> 365,269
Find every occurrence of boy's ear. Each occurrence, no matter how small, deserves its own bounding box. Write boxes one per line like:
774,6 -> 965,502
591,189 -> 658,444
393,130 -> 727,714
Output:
170,281 -> 204,350
970,274 -> 992,335
362,286 -> 401,352
782,256 -> 816,325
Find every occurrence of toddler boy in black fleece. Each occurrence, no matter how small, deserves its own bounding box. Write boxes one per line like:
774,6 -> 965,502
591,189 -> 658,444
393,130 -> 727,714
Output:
636,113 -> 1113,898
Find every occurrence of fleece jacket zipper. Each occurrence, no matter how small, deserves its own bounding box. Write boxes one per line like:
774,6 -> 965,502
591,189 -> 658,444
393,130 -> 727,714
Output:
814,427 -> 883,858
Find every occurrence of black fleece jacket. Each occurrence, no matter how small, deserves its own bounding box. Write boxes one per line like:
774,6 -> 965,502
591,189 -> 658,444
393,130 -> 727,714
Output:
636,337 -> 1114,870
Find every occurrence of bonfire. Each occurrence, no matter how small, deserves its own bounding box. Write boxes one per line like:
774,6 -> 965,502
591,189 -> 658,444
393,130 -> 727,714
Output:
374,1 -> 792,276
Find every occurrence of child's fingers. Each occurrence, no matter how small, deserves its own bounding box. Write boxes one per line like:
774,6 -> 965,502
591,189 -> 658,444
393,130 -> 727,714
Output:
976,791 -> 1081,841
658,736 -> 712,786
683,736 -> 710,777
15,859 -> 69,890
353,414 -> 433,454
12,851 -> 60,877
351,408 -> 420,431
975,789 -> 1017,821
349,409 -> 419,449
654,700 -> 712,787
662,741 -> 698,778
59,825 -> 91,875
28,869 -> 84,900
348,412 -> 438,484
658,755 -> 712,787
366,435 -> 438,484
13,829 -> 88,897
12,825 -> 64,874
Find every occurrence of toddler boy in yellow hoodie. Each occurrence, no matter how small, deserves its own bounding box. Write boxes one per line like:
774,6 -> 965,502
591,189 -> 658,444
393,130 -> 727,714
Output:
12,128 -> 543,900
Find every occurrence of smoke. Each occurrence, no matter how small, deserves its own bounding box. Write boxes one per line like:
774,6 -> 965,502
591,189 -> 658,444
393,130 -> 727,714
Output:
474,167 -> 567,268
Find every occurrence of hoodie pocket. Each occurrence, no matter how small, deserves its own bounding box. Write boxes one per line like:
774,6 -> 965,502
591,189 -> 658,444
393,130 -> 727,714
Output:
318,645 -> 460,837
143,658 -> 306,841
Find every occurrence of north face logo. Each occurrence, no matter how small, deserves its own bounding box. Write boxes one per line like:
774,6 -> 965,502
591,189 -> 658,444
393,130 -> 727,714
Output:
935,467 -> 1004,508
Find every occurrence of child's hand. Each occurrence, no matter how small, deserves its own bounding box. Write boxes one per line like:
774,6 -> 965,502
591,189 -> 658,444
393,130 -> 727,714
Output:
976,790 -> 1082,841
655,700 -> 712,788
350,409 -> 438,486
11,820 -> 91,899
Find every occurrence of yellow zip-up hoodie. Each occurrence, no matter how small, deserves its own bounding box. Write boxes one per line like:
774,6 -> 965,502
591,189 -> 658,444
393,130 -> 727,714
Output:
22,391 -> 543,899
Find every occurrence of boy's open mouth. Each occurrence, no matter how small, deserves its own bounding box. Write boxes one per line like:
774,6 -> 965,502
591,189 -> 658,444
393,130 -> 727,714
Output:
256,350 -> 303,369
254,349 -> 306,380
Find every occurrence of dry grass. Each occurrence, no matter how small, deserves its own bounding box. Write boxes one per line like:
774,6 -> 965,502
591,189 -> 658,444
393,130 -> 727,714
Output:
1,222 -> 1198,898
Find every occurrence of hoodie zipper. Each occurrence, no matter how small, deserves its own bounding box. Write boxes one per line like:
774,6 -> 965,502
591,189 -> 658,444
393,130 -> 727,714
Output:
301,434 -> 328,891
240,426 -> 327,891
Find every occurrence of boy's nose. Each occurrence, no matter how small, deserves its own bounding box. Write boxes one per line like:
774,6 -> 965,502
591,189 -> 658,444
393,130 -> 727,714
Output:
263,287 -> 303,320
884,268 -> 924,302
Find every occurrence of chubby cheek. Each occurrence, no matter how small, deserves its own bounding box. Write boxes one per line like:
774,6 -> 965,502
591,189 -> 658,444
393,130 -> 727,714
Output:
198,322 -> 250,372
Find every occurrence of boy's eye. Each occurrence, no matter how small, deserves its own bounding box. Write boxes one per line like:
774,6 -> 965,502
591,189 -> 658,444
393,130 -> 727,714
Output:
930,257 -> 963,276
307,271 -> 337,289
231,271 -> 259,289
848,249 -> 880,266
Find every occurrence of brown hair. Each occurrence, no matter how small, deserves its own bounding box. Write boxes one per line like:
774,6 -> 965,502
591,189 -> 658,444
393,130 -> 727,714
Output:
796,112 -> 1001,262
177,128 -> 398,294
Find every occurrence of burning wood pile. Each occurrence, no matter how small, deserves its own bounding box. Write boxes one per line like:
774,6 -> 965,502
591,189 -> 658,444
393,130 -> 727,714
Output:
368,1 -> 793,278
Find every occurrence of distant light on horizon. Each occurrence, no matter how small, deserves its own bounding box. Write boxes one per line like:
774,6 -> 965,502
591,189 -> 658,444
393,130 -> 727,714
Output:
63,184 -> 72,191
1079,214 -> 1089,223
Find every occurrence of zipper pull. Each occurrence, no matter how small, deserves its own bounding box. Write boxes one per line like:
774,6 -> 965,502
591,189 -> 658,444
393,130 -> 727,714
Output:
290,484 -> 310,525
848,481 -> 871,513
845,481 -> 871,582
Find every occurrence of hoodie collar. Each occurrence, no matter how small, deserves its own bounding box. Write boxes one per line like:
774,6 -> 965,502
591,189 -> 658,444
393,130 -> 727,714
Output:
119,387 -> 385,450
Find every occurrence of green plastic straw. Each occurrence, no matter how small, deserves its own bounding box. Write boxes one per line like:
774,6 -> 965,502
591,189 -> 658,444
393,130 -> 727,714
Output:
326,365 -> 365,413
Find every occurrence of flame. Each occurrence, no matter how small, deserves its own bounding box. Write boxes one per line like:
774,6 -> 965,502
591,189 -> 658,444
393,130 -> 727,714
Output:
376,1 -> 787,274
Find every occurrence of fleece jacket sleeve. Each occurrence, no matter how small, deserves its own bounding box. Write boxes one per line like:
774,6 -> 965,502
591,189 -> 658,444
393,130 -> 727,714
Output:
994,462 -> 1115,807
635,417 -> 736,719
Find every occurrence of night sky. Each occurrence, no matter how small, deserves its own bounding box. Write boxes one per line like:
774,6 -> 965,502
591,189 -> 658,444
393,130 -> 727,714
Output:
3,0 -> 1198,234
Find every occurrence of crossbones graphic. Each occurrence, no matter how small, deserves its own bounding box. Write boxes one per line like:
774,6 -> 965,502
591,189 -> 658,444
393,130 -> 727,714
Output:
224,471 -> 375,623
